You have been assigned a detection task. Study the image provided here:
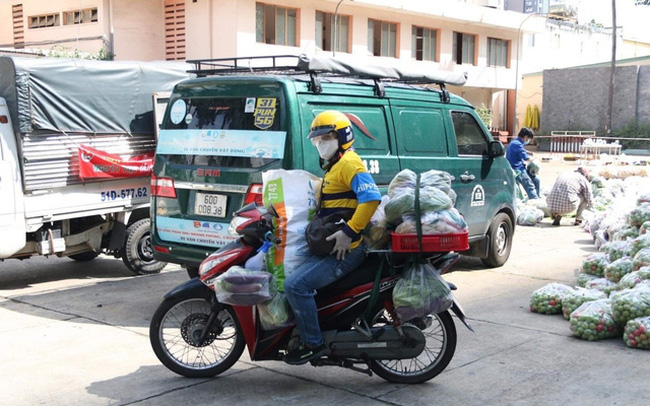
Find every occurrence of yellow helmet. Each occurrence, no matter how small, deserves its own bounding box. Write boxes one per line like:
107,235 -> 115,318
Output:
308,110 -> 354,150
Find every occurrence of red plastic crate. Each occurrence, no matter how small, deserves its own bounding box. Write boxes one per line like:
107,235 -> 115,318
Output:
390,232 -> 469,253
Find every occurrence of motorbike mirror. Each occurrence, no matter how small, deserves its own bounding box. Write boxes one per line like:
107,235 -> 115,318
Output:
267,203 -> 280,218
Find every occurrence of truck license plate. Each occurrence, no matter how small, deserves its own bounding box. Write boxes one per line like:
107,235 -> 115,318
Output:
194,193 -> 227,218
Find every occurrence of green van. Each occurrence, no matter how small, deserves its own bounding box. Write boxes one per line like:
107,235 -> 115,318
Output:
151,55 -> 516,275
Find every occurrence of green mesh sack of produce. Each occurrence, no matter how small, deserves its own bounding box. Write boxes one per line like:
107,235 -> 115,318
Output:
582,253 -> 610,277
569,299 -> 619,341
604,257 -> 634,283
576,272 -> 600,288
611,286 -> 650,326
631,234 -> 650,258
624,316 -> 650,349
585,278 -> 620,296
633,248 -> 650,270
562,288 -> 607,320
529,283 -> 574,314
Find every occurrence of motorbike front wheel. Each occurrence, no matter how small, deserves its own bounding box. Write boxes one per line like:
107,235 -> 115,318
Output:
149,295 -> 245,378
370,309 -> 457,384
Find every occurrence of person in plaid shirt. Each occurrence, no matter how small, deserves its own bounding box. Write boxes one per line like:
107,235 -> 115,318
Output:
546,167 -> 594,226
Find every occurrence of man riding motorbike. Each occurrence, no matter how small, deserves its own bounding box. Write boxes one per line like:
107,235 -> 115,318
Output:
283,110 -> 382,365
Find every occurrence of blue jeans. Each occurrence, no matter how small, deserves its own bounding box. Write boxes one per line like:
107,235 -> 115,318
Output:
283,245 -> 366,346
516,170 -> 539,200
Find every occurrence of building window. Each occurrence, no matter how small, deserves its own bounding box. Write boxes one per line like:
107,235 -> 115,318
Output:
256,3 -> 297,46
63,8 -> 97,25
165,0 -> 186,60
487,37 -> 509,67
28,13 -> 60,29
315,11 -> 349,53
368,19 -> 397,57
453,32 -> 476,65
412,26 -> 438,62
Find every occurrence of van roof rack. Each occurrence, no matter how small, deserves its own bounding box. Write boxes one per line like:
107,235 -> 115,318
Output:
186,54 -> 467,102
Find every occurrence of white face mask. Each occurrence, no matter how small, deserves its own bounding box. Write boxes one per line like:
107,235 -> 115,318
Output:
315,139 -> 339,160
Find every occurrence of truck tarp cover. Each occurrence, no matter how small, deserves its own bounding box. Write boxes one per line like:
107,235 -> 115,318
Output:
0,56 -> 190,135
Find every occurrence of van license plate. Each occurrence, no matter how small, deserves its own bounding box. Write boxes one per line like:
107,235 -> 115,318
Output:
194,193 -> 227,218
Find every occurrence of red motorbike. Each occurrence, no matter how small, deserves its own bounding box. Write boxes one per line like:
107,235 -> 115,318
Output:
149,203 -> 473,384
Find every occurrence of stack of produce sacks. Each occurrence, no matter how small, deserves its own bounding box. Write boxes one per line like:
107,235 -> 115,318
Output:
619,267 -> 650,289
610,285 -> 650,326
385,169 -> 467,235
562,288 -> 607,319
633,248 -> 650,270
624,316 -> 650,349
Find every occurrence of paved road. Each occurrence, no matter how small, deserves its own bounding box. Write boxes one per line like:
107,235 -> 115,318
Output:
2,217 -> 648,406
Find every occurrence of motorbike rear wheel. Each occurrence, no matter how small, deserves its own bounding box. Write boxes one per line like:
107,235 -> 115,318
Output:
370,309 -> 457,384
149,296 -> 245,378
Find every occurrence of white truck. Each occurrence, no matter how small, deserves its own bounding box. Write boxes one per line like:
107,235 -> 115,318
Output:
0,56 -> 189,274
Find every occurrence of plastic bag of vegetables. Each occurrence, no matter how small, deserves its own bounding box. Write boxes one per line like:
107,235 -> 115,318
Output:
257,292 -> 294,330
569,299 -> 619,341
613,226 -> 639,241
529,283 -> 574,314
584,278 -> 620,296
562,288 -> 607,319
392,261 -> 453,321
582,253 -> 610,277
628,203 -> 650,227
640,221 -> 650,236
633,248 -> 650,270
638,193 -> 650,206
385,186 -> 453,226
388,169 -> 454,198
214,265 -> 275,306
604,257 -> 634,283
365,195 -> 390,249
516,206 -> 544,226
577,272 -> 600,288
604,240 -> 632,262
631,234 -> 650,258
623,316 -> 650,349
396,208 -> 468,235
610,286 -> 650,326
619,268 -> 650,289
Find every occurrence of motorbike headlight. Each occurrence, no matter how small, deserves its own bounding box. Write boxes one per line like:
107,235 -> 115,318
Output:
199,252 -> 239,277
228,216 -> 251,235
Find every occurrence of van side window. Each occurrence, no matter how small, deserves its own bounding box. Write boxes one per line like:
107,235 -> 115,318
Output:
394,107 -> 447,155
451,111 -> 488,156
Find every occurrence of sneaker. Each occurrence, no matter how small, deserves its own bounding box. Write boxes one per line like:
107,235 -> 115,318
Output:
574,219 -> 583,226
552,214 -> 562,226
283,343 -> 326,365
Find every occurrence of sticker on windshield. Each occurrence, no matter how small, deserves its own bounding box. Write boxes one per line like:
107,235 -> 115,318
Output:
169,99 -> 187,124
245,98 -> 256,113
184,113 -> 193,124
471,184 -> 485,207
158,129 -> 286,159
254,98 -> 277,129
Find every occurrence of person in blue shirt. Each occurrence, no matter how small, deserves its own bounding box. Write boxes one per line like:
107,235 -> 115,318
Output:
506,127 -> 540,200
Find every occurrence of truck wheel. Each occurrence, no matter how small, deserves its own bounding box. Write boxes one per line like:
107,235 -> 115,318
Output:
69,251 -> 100,262
122,218 -> 167,275
481,213 -> 513,268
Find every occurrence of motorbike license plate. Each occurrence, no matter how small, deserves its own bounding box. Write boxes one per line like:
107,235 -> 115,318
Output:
194,192 -> 227,218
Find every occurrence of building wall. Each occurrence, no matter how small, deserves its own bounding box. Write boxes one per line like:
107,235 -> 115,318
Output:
541,66 -> 641,134
111,0 -> 165,61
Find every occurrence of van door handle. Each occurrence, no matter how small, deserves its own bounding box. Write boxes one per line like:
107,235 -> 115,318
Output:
460,172 -> 475,182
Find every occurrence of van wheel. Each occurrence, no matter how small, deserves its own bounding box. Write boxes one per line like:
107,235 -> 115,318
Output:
122,218 -> 167,275
69,251 -> 100,262
481,213 -> 513,268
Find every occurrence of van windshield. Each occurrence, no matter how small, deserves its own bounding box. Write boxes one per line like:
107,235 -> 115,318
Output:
159,97 -> 283,168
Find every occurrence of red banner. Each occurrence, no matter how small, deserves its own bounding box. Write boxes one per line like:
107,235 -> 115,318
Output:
78,144 -> 154,180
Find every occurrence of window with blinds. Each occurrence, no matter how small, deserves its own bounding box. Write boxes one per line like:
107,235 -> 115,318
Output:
315,11 -> 349,53
255,3 -> 297,46
487,37 -> 509,68
165,0 -> 186,60
368,19 -> 397,57
412,26 -> 438,62
453,32 -> 477,66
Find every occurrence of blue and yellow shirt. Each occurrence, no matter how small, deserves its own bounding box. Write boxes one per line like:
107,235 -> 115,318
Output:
320,150 -> 381,249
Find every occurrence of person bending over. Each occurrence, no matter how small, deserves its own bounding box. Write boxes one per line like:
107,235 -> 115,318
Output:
546,167 -> 594,226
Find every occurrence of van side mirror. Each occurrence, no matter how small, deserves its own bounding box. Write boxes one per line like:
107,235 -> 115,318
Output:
488,140 -> 505,158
